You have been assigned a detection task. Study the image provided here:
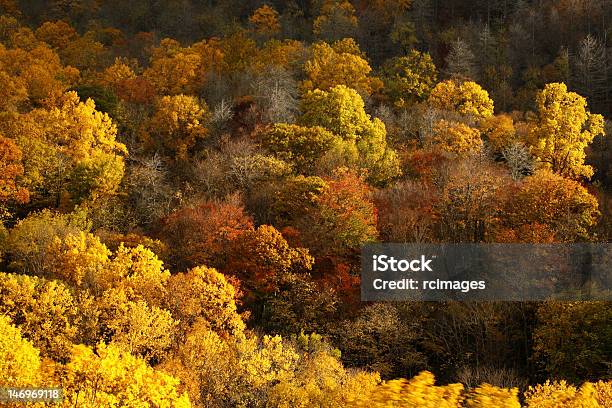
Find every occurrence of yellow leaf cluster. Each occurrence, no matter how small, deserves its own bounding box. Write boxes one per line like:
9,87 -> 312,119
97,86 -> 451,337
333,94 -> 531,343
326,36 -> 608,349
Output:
0,43 -> 79,106
525,380 -> 604,408
429,80 -> 494,119
100,57 -> 136,90
352,371 -> 464,407
0,272 -> 80,361
145,94 -> 208,160
479,114 -> 517,152
62,342 -> 191,407
165,266 -> 245,336
432,119 -> 483,155
302,39 -> 381,97
2,91 -> 127,201
528,82 -> 605,179
300,85 -> 400,184
249,5 -> 281,37
46,231 -> 110,287
144,38 -> 224,95
465,383 -> 521,408
0,314 -> 42,386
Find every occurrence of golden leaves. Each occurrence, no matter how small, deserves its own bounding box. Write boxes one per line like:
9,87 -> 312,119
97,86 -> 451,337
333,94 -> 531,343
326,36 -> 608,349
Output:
528,82 -> 605,179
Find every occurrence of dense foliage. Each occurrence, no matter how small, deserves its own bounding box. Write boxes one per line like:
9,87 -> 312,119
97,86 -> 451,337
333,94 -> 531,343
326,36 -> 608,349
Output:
0,0 -> 610,406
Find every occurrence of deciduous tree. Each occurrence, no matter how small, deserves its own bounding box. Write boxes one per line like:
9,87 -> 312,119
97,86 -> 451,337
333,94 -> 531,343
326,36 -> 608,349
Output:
428,80 -> 494,119
300,85 -> 400,184
313,0 -> 358,41
0,314 -> 42,386
256,123 -> 343,174
165,266 -> 245,336
144,94 -> 209,160
0,272 -> 79,361
431,120 -> 483,155
160,198 -> 253,270
527,82 -> 605,179
500,170 -> 600,242
302,39 -> 381,97
380,50 -> 438,108
0,134 -> 29,209
61,342 -> 191,407
249,5 -> 281,39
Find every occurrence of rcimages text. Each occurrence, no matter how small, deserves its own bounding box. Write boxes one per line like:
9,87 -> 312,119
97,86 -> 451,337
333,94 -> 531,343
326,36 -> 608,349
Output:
371,255 -> 486,293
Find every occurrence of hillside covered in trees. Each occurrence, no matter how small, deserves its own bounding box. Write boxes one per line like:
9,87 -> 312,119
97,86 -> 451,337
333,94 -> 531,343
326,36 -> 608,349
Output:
0,0 -> 611,406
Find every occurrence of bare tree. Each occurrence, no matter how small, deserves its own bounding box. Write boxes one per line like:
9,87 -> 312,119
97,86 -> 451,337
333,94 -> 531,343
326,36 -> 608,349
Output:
445,38 -> 478,81
126,154 -> 175,226
573,35 -> 608,109
251,66 -> 298,124
502,142 -> 535,180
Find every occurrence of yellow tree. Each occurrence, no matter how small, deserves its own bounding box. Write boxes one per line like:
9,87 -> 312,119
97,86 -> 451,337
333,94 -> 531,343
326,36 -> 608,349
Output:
300,85 -> 400,184
527,82 -> 605,179
145,94 -> 209,160
0,70 -> 28,111
159,320 -> 237,406
161,324 -> 303,407
0,272 -> 80,362
432,120 -> 483,155
465,384 -> 521,408
428,80 -> 494,119
4,91 -> 127,204
57,33 -> 108,71
61,342 -> 191,407
143,38 -> 203,95
219,30 -> 259,74
96,287 -> 178,361
46,233 -> 170,304
255,39 -> 306,73
302,38 -> 382,97
164,266 -> 245,336
381,50 -> 438,108
479,114 -> 517,153
99,57 -> 136,91
354,371 -> 464,407
256,123 -> 344,174
3,209 -> 90,274
103,244 -> 170,305
35,20 -> 78,49
524,380 -> 602,408
268,333 -> 380,407
45,231 -> 110,288
249,5 -> 281,39
0,315 -> 42,386
0,43 -> 79,107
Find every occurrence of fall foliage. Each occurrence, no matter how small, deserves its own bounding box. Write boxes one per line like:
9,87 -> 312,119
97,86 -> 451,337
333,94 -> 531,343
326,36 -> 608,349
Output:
0,2 -> 610,407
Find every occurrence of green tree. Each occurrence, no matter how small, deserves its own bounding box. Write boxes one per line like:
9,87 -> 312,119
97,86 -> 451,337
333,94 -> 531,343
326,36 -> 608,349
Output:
300,85 -> 400,184
380,50 -> 438,108
256,123 -> 344,174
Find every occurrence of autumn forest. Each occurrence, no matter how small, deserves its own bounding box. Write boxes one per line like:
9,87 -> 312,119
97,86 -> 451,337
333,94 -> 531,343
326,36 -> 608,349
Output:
0,0 -> 611,406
